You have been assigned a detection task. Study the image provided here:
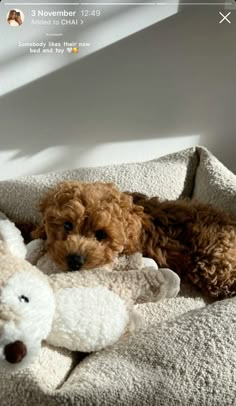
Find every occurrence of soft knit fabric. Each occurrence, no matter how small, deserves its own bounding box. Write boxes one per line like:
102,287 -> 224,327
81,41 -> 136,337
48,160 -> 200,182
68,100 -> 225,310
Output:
193,147 -> 236,215
0,146 -> 235,406
0,147 -> 198,223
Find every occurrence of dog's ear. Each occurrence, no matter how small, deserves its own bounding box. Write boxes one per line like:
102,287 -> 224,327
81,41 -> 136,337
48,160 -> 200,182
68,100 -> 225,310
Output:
31,224 -> 47,240
30,191 -> 52,240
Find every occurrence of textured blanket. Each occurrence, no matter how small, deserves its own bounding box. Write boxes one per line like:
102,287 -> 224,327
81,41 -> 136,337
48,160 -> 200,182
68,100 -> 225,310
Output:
0,146 -> 235,406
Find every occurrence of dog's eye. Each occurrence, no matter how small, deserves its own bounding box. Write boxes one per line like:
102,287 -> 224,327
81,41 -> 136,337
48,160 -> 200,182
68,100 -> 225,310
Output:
18,295 -> 29,303
95,230 -> 108,241
64,221 -> 73,232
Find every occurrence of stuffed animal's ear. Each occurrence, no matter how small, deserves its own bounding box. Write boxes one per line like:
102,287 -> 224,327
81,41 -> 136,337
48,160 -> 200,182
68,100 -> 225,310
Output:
0,215 -> 26,259
31,224 -> 47,240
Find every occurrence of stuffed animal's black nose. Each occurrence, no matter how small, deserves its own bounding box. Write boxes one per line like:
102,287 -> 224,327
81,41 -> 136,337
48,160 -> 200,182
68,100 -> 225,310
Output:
67,254 -> 85,271
4,340 -> 27,364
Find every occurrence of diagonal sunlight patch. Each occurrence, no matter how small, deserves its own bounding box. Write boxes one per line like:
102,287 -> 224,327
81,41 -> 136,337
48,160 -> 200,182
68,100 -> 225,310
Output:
0,1 -> 179,96
0,134 -> 199,180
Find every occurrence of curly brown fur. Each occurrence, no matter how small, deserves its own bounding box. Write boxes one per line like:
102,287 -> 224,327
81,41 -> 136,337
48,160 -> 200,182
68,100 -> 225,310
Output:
33,181 -> 236,299
129,192 -> 236,299
32,182 -> 144,271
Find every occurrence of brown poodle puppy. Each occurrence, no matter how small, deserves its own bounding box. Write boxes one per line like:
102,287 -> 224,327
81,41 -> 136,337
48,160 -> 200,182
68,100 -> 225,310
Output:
33,181 -> 236,299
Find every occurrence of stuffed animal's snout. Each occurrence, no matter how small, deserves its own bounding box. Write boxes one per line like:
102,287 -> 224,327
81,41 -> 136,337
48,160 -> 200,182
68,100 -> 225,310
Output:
4,340 -> 27,364
0,269 -> 56,371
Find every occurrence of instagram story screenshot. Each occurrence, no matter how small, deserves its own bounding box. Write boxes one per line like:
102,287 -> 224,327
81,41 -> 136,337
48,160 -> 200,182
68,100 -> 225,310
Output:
0,1 -> 236,405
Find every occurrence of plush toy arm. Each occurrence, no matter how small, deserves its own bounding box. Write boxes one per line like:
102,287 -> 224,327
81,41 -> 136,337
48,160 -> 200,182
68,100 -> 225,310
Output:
108,267 -> 180,304
112,253 -> 144,271
142,257 -> 158,270
112,254 -> 158,272
50,267 -> 180,306
157,268 -> 180,299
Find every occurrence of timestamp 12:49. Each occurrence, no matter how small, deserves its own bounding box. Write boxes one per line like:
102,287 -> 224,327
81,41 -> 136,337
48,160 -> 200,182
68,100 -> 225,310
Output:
81,10 -> 101,17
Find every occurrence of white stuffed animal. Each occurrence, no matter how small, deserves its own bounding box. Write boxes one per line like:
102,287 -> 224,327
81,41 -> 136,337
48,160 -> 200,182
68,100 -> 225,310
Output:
0,213 -> 26,259
0,214 -> 180,372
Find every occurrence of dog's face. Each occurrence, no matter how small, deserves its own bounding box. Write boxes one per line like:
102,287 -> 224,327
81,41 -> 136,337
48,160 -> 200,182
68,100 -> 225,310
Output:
33,182 -> 143,271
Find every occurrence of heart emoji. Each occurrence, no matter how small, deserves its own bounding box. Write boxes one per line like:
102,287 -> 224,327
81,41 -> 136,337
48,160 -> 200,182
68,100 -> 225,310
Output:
67,47 -> 72,53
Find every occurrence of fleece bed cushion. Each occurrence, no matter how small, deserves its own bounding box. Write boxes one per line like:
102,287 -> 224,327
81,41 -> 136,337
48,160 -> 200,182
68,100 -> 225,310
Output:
0,146 -> 235,406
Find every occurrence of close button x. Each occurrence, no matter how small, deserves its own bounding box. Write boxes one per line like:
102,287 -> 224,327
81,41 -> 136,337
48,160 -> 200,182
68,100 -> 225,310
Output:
219,12 -> 231,24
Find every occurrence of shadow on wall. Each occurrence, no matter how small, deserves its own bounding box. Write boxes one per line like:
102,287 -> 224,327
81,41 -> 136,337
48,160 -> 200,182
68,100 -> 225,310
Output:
0,5 -> 235,177
0,135 -> 200,179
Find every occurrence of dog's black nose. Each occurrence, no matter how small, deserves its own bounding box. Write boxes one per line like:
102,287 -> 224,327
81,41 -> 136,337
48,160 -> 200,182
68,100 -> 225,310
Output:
67,254 -> 85,271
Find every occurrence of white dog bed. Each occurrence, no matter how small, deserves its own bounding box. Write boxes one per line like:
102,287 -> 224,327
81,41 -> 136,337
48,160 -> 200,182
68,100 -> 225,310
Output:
0,146 -> 235,406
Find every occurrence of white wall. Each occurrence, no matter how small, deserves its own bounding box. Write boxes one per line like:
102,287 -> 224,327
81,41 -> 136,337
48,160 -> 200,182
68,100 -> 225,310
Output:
0,2 -> 178,96
0,4 -> 235,179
